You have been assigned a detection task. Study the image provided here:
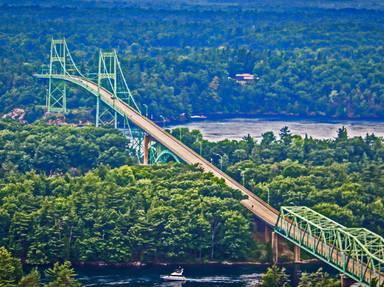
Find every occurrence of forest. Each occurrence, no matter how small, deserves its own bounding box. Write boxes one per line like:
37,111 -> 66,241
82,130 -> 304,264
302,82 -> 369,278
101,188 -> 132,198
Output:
2,119 -> 380,287
1,1 -> 384,122
0,120 -> 260,265
0,247 -> 81,287
0,163 -> 256,264
0,120 -> 135,176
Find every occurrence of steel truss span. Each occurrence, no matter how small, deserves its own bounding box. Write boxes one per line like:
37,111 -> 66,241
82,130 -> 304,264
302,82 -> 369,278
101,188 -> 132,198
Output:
35,39 -> 384,286
276,206 -> 384,285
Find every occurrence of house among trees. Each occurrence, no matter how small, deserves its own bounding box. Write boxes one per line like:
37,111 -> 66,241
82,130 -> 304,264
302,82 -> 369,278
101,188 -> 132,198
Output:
2,108 -> 26,123
233,73 -> 256,85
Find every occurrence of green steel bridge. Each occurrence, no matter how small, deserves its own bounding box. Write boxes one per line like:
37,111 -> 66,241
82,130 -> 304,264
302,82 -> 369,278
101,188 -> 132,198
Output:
34,39 -> 384,286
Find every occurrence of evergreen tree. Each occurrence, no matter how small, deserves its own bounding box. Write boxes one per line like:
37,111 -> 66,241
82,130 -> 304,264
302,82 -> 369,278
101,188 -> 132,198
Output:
45,261 -> 81,287
0,247 -> 23,287
18,269 -> 41,287
260,265 -> 291,287
298,268 -> 339,287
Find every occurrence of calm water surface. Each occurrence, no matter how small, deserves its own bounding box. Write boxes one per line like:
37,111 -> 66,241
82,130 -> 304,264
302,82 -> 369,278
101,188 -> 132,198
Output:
76,265 -> 262,287
75,263 -> 330,287
169,117 -> 384,141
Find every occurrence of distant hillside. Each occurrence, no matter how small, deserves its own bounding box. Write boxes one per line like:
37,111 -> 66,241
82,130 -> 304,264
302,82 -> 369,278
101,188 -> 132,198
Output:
200,0 -> 384,10
2,0 -> 384,10
1,0 -> 384,122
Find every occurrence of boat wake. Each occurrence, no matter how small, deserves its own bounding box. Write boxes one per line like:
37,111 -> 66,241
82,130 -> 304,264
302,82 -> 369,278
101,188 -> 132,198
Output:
160,273 -> 261,285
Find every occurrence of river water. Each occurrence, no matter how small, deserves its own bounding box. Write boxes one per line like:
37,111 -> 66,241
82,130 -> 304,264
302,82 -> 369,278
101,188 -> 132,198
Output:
75,263 -> 328,287
169,117 -> 384,141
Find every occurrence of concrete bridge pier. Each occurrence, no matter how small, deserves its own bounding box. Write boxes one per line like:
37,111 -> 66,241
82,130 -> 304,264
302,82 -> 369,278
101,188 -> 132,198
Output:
294,245 -> 301,263
251,216 -> 272,243
340,275 -> 356,287
270,229 -> 301,264
264,225 -> 272,243
272,231 -> 279,264
143,135 -> 151,165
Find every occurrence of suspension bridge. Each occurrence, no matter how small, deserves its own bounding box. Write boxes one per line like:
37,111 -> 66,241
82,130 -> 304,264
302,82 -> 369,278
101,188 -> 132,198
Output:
34,39 -> 384,286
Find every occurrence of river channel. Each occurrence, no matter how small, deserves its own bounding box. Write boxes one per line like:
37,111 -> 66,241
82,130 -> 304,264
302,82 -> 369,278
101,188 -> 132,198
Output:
75,263 -> 330,287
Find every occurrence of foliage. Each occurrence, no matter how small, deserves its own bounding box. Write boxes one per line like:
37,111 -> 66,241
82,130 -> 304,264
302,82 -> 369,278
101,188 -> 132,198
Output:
18,269 -> 40,287
0,247 -> 23,287
259,265 -> 290,287
298,268 -> 339,287
1,2 -> 384,121
45,262 -> 80,287
0,162 -> 256,265
0,120 -> 135,176
0,247 -> 80,287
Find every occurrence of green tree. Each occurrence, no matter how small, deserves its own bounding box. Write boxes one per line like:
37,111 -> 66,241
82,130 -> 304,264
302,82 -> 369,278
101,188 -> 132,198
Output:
279,127 -> 292,146
260,265 -> 291,287
45,261 -> 80,287
298,268 -> 339,287
336,127 -> 348,141
261,132 -> 276,147
220,210 -> 251,259
18,269 -> 41,287
0,247 -> 23,287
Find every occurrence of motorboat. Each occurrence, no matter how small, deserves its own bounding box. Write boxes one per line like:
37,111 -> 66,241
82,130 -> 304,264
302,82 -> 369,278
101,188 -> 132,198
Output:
161,267 -> 187,281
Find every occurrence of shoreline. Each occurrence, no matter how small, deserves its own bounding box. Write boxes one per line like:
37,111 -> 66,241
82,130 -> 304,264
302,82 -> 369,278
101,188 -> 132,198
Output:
164,113 -> 384,126
71,259 -> 319,269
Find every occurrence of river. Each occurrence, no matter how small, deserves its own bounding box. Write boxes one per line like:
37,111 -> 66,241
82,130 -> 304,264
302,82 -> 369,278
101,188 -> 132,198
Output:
75,263 -> 329,287
168,117 -> 384,141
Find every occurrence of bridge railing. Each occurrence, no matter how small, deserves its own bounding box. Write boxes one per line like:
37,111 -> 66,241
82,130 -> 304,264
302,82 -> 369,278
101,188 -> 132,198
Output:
275,206 -> 384,285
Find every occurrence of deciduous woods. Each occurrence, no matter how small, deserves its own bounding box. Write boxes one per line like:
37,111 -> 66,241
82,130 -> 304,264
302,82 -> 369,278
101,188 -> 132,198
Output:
1,2 -> 384,121
0,163 -> 258,264
0,120 -> 135,176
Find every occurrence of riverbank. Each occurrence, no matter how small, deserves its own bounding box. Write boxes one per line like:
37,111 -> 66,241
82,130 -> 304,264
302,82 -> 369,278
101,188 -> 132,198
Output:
74,260 -> 332,287
71,258 -> 319,269
165,113 -> 384,126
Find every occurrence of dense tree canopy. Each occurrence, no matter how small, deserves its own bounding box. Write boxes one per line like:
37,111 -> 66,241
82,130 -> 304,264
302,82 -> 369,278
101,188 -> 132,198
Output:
0,163 -> 259,265
1,1 -> 383,284
0,247 -> 80,287
298,268 -> 339,287
259,265 -> 291,287
1,1 -> 384,121
0,120 -> 135,177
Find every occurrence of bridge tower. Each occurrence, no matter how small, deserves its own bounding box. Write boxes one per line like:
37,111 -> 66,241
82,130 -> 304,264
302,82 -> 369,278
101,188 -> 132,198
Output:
46,39 -> 68,113
97,50 -> 119,128
96,49 -> 141,130
37,38 -> 180,165
96,49 -> 148,162
45,38 -> 86,113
